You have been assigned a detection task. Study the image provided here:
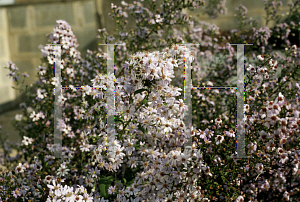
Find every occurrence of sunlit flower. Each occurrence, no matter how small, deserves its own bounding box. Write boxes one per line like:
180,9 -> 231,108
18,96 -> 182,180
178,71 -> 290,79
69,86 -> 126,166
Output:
235,196 -> 244,202
257,55 -> 264,61
225,129 -> 235,138
47,180 -> 62,197
215,118 -> 222,124
215,135 -> 224,145
56,162 -> 70,177
155,14 -> 163,23
22,136 -> 34,146
15,163 -> 26,174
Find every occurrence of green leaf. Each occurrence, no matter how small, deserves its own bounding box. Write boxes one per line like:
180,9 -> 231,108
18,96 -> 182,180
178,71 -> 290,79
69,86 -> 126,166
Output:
127,178 -> 135,186
134,89 -> 147,95
138,125 -> 145,134
139,99 -> 148,105
143,80 -> 152,87
123,166 -> 136,186
133,144 -> 140,150
98,175 -> 114,198
114,116 -> 124,124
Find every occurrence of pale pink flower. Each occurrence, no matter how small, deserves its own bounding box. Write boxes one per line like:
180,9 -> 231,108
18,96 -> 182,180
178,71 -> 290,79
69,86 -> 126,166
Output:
225,129 -> 235,138
108,185 -> 116,194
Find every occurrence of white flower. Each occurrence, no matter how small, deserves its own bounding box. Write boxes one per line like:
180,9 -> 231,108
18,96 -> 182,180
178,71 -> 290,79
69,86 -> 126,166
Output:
30,111 -> 40,122
202,165 -> 213,176
53,45 -> 61,57
235,196 -> 244,202
276,92 -> 285,104
80,143 -> 93,152
66,67 -> 75,77
15,114 -> 23,121
247,141 -> 257,154
47,180 -> 62,197
37,65 -> 47,76
37,111 -> 45,119
111,3 -> 117,9
276,147 -> 284,155
225,129 -> 235,138
215,135 -> 224,145
257,67 -> 268,76
292,166 -> 300,176
85,175 -> 94,188
51,77 -> 60,87
206,81 -> 214,86
283,191 -> 290,200
257,55 -> 264,61
82,193 -> 93,202
37,88 -> 48,99
69,47 -> 78,58
155,14 -> 163,23
121,1 -> 128,6
82,85 -> 92,97
247,64 -> 256,73
128,156 -> 139,168
56,163 -> 70,177
244,104 -> 250,113
108,185 -> 116,194
150,19 -> 156,24
98,28 -> 106,33
47,55 -> 55,65
279,153 -> 288,164
57,94 -> 67,105
235,178 -> 241,186
15,163 -> 26,174
255,163 -> 264,174
22,136 -> 34,146
215,118 -> 222,124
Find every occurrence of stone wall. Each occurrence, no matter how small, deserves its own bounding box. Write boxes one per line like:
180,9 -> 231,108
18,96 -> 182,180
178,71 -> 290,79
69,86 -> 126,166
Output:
0,0 -> 101,112
0,7 -> 14,106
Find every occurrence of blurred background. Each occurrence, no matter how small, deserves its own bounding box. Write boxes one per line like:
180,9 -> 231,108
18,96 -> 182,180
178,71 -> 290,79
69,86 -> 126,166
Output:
0,0 -> 294,148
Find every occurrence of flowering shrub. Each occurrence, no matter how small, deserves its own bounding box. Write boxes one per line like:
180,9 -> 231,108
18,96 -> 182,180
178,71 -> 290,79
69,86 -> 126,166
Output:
0,0 -> 300,201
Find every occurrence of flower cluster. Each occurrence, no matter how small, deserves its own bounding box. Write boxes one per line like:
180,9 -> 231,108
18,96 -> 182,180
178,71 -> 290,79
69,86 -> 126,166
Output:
0,0 -> 300,201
